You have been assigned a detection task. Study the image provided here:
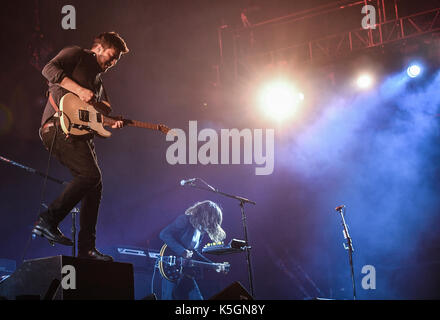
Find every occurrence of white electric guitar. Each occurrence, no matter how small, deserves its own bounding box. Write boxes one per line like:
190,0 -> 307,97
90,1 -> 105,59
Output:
58,93 -> 170,137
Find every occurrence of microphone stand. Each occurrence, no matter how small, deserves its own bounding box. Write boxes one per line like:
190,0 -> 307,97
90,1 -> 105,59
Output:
71,208 -> 79,257
41,203 -> 79,257
336,206 -> 356,300
1,155 -> 78,257
183,178 -> 256,298
0,155 -> 67,185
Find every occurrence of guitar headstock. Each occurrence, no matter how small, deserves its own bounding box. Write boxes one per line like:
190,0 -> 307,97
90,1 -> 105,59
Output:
158,124 -> 172,135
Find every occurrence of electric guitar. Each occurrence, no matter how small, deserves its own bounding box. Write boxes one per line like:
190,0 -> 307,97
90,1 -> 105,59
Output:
58,92 -> 170,137
157,244 -> 230,282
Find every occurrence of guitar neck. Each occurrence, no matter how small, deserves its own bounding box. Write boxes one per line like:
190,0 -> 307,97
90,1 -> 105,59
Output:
160,256 -> 223,268
105,116 -> 158,131
125,119 -> 158,130
188,260 -> 219,267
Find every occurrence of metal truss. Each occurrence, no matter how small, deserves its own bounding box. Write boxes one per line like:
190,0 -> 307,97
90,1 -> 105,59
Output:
216,0 -> 440,82
291,7 -> 440,63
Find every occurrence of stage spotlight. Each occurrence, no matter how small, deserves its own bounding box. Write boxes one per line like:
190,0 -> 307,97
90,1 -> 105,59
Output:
356,74 -> 373,89
258,81 -> 303,122
407,64 -> 421,78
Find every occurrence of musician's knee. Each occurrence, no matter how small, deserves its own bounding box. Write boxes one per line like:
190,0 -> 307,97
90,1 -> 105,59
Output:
81,171 -> 102,188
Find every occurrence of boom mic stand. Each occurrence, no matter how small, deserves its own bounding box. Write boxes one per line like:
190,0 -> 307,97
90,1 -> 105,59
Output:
335,205 -> 356,300
1,155 -> 79,257
0,155 -> 67,186
182,178 -> 257,298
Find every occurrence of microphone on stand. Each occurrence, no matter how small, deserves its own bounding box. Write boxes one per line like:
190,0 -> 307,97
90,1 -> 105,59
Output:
335,205 -> 346,212
180,178 -> 197,186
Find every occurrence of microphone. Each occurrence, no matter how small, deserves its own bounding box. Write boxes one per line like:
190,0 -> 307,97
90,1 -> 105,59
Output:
335,205 -> 346,211
180,178 -> 197,186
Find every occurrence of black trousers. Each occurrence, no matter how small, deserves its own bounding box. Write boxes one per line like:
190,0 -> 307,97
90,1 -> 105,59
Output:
40,120 -> 102,252
161,274 -> 204,300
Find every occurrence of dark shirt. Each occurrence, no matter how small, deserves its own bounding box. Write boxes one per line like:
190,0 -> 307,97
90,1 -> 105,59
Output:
40,45 -> 109,126
159,215 -> 212,263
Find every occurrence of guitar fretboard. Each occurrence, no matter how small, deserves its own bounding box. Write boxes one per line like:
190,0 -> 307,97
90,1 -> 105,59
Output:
124,119 -> 158,130
105,116 -> 158,131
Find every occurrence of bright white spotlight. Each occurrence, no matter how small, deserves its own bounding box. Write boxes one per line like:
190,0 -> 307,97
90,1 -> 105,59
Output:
258,81 -> 303,122
407,64 -> 421,78
356,74 -> 373,89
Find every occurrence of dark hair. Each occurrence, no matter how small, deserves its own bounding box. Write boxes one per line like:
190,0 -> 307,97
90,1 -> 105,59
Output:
92,32 -> 129,54
185,200 -> 226,242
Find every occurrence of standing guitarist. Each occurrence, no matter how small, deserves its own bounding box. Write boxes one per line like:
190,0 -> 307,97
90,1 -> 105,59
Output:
32,32 -> 128,261
159,200 -> 227,300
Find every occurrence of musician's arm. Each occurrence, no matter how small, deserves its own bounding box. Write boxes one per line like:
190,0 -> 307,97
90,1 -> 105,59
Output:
193,249 -> 214,263
60,77 -> 94,102
42,46 -> 94,102
159,215 -> 188,257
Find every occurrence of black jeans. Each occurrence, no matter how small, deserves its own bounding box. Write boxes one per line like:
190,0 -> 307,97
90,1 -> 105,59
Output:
40,120 -> 102,253
161,275 -> 204,300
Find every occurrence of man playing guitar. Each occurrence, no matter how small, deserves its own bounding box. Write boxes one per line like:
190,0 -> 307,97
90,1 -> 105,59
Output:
159,200 -> 228,300
32,32 -> 128,261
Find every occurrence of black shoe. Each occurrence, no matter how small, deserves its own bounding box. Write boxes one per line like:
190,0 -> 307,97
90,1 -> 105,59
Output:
78,248 -> 113,262
32,217 -> 73,246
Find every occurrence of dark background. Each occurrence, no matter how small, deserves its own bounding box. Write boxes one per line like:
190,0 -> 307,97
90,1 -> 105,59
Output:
1,0 -> 440,299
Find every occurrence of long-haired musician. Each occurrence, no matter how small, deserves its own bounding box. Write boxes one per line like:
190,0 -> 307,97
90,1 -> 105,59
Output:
159,200 -> 227,300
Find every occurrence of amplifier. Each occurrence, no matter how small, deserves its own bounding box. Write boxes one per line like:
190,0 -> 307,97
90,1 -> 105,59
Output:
102,246 -> 162,300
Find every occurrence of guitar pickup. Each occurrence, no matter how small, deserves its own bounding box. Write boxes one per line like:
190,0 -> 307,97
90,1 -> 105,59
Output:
96,113 -> 102,123
78,109 -> 90,122
162,256 -> 176,266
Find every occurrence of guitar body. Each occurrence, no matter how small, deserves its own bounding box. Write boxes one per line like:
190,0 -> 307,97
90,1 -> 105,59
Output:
158,244 -> 230,283
159,244 -> 184,282
59,93 -> 112,138
58,93 -> 171,137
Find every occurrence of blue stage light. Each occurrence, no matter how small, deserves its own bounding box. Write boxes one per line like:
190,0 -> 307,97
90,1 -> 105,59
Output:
407,64 -> 421,78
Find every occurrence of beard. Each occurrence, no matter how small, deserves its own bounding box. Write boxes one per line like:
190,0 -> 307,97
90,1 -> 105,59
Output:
97,55 -> 110,72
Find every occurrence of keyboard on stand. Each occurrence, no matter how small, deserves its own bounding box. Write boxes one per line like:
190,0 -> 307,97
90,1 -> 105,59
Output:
202,239 -> 247,255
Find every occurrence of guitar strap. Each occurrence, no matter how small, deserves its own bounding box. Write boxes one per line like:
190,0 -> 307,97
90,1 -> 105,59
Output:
48,93 -> 61,116
47,93 -> 71,139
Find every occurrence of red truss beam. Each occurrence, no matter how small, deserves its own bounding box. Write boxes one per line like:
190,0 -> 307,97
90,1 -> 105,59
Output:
216,1 -> 440,81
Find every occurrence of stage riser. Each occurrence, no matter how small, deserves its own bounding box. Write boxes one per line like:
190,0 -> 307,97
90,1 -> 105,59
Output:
0,255 -> 134,300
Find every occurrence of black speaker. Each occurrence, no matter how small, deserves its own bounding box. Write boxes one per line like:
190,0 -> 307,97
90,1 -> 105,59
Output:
0,255 -> 134,300
141,293 -> 157,300
208,281 -> 253,300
